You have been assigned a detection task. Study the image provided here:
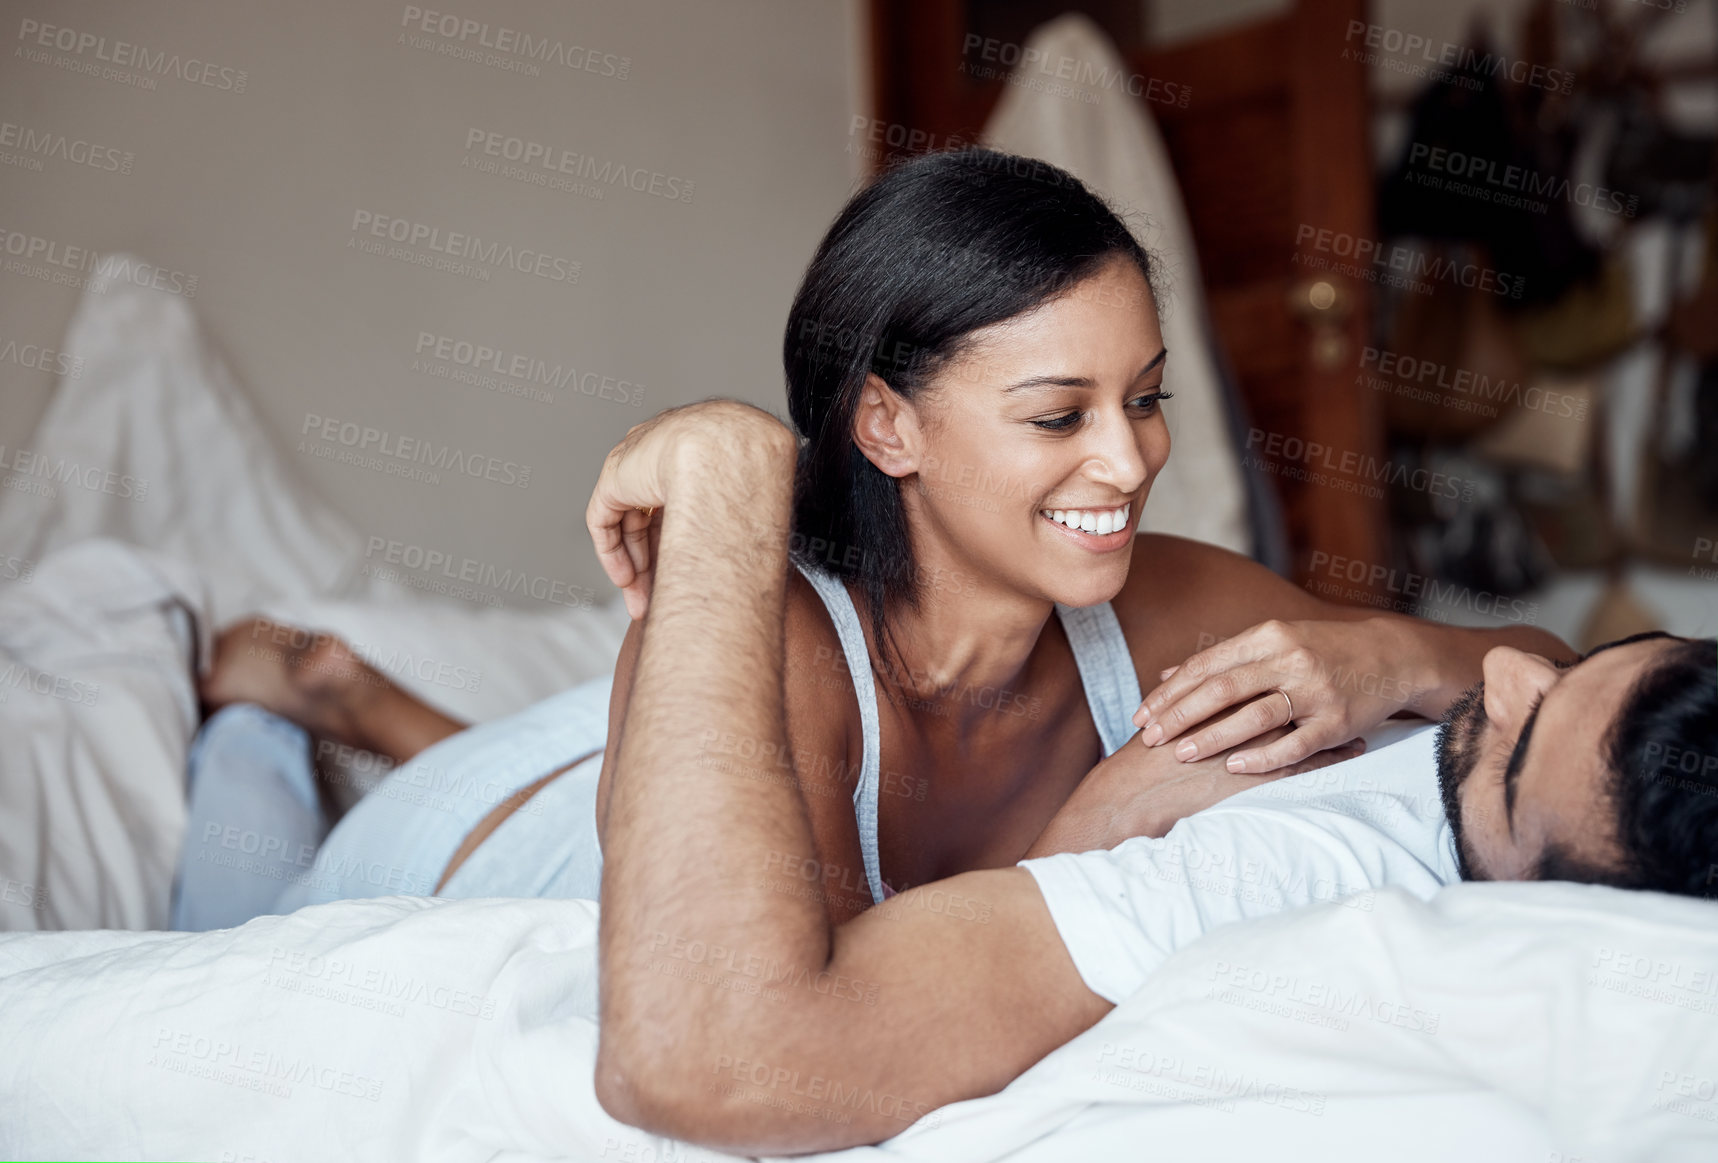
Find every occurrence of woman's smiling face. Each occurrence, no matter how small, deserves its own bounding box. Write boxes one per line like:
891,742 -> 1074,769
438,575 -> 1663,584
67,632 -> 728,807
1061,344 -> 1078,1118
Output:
854,256 -> 1169,610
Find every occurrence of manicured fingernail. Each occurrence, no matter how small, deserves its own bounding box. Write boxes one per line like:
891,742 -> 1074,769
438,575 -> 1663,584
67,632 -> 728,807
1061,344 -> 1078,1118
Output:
1227,755 -> 1245,773
1141,723 -> 1163,746
1175,739 -> 1198,761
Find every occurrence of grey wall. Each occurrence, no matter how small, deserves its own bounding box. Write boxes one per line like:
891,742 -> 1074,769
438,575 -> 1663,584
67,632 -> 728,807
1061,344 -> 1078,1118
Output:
0,0 -> 865,605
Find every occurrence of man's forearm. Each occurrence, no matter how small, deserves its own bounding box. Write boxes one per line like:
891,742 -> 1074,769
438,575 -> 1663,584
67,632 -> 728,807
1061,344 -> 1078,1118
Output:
595,426 -> 832,1134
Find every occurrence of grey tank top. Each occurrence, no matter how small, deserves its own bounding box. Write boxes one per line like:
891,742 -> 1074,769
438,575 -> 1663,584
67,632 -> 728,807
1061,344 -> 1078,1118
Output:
794,561 -> 1144,904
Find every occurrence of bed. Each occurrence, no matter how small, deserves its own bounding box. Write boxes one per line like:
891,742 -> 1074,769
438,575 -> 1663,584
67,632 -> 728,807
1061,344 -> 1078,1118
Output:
3,879 -> 1715,1161
1,264 -> 1714,1160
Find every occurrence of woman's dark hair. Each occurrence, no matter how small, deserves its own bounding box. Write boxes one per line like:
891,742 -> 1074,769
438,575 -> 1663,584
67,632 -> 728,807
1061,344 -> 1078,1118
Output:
782,147 -> 1155,685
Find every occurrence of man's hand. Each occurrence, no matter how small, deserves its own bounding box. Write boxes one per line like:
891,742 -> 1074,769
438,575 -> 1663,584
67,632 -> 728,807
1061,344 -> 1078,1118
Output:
1025,725 -> 1364,857
586,399 -> 794,621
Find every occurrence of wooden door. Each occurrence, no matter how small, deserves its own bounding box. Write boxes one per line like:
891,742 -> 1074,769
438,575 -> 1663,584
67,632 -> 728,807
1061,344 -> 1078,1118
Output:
868,0 -> 1387,591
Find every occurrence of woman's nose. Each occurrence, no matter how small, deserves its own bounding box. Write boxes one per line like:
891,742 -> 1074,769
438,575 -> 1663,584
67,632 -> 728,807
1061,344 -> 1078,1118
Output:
1084,412 -> 1150,493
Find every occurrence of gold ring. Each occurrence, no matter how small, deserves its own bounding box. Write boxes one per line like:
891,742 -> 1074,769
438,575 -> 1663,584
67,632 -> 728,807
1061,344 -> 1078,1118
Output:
1274,688 -> 1294,724
636,506 -> 656,519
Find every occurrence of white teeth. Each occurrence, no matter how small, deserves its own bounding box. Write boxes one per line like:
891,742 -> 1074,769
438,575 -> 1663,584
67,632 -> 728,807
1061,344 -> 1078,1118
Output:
1040,504 -> 1131,534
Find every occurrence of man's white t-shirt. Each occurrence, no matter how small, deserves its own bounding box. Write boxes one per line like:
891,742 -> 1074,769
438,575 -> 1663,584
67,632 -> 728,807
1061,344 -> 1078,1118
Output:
1018,723 -> 1462,1005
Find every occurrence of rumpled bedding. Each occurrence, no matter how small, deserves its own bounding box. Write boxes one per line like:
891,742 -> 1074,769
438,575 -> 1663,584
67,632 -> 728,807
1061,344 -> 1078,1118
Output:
2,882 -> 1714,1161
0,260 -> 632,729
0,538 -> 209,931
0,270 -> 630,931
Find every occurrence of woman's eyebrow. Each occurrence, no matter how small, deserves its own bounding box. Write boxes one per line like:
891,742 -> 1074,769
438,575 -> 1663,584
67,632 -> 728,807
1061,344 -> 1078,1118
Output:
1002,348 -> 1168,394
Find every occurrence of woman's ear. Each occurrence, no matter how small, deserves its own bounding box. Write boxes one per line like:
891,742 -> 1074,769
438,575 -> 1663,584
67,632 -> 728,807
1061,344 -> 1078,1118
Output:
851,373 -> 924,479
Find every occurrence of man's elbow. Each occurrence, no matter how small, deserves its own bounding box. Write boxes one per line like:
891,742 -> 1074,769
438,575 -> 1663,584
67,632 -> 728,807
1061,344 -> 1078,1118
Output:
595,1032 -> 824,1154
594,1023 -> 755,1140
594,1036 -> 727,1145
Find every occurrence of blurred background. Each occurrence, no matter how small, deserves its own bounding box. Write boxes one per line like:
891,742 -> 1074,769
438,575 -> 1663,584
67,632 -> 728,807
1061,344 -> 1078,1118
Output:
1,0 -> 1714,661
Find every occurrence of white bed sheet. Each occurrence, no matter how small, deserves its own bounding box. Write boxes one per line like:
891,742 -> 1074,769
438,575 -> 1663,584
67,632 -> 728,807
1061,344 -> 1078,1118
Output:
2,882 -> 1714,1161
0,538 -> 210,932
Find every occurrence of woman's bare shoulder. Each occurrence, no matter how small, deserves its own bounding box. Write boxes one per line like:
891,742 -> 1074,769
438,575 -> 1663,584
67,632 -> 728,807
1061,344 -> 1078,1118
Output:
1113,533 -> 1269,610
1108,534 -> 1310,673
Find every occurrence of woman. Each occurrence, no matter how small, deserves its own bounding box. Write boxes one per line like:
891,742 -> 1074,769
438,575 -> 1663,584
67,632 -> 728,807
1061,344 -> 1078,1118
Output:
178,148 -> 1569,930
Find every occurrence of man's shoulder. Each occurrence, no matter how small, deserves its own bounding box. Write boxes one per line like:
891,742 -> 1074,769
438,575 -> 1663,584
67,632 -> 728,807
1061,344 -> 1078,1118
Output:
1221,724 -> 1444,822
1144,725 -> 1460,889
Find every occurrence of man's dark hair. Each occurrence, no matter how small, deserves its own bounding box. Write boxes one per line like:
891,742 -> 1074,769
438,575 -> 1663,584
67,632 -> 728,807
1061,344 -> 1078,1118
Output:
1539,635 -> 1718,897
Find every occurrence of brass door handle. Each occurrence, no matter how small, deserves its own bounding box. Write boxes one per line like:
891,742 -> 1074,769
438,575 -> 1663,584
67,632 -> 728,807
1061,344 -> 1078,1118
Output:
1287,278 -> 1353,323
1287,278 -> 1353,371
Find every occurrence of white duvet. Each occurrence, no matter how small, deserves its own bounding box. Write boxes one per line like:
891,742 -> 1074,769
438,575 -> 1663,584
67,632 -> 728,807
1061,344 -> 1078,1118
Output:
3,881 -> 1715,1161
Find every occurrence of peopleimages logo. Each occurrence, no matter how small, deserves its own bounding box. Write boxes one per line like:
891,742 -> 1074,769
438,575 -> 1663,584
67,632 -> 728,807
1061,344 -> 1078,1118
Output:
960,34 -> 1191,108
1244,428 -> 1475,503
1404,143 -> 1638,219
1359,347 -> 1589,420
0,336 -> 83,378
398,6 -> 630,80
1294,224 -> 1525,300
15,18 -> 249,92
363,534 -> 593,609
0,228 -> 199,297
413,332 -> 646,407
1307,550 -> 1539,625
348,210 -> 580,285
0,120 -> 134,174
299,412 -> 531,490
1342,20 -> 1574,95
462,129 -> 693,203
0,443 -> 147,501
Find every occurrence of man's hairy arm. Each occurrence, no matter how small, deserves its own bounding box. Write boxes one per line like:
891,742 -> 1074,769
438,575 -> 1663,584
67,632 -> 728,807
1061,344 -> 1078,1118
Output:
596,576 -> 881,928
592,407 -> 1110,1155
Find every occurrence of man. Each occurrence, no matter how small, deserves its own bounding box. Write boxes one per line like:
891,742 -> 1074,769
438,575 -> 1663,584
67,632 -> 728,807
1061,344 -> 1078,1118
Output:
586,400 -> 1718,1156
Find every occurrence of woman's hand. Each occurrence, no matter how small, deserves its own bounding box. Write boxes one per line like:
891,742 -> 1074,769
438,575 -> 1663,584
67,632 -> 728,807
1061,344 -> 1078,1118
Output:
585,400 -> 795,621
1131,618 -> 1425,775
1024,725 -> 1364,857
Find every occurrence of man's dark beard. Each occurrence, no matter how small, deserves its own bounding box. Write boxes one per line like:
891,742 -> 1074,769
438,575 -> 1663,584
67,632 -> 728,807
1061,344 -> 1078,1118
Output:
1435,682 -> 1489,881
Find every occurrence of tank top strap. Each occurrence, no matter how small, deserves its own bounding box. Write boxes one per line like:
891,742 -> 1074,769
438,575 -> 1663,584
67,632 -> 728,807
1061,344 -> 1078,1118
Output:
795,562 -> 1143,906
1052,600 -> 1145,757
792,562 -> 889,905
